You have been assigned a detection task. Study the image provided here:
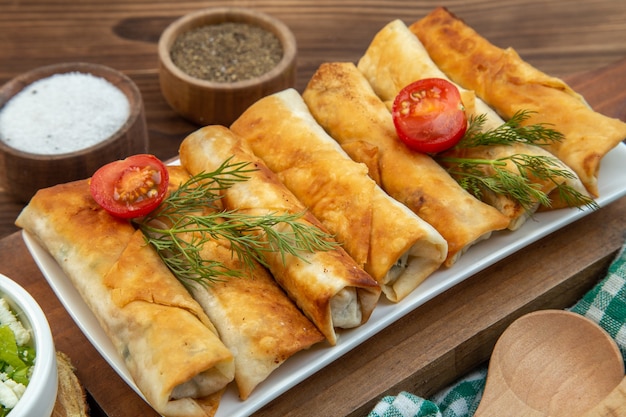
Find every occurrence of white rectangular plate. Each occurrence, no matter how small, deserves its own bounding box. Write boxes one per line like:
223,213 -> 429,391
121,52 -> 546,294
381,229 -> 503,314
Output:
24,143 -> 626,417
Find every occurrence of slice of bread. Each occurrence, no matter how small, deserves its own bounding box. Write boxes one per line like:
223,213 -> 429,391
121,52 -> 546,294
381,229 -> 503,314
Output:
52,351 -> 89,417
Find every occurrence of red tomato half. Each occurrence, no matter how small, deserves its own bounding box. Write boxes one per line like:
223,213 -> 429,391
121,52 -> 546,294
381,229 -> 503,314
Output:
392,78 -> 467,154
89,154 -> 169,219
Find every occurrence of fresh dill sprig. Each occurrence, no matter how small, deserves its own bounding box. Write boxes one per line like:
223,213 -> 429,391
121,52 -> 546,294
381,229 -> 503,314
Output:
216,210 -> 338,268
144,217 -> 244,285
134,159 -> 338,287
443,154 -> 597,212
438,110 -> 598,213
445,157 -> 550,210
458,110 -> 564,148
157,156 -> 257,217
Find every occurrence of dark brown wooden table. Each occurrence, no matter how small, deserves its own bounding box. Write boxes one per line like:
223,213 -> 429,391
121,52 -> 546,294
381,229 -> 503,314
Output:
1,1 -> 626,416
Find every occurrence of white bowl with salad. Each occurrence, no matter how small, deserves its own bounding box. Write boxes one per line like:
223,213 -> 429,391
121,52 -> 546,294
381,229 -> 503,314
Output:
0,273 -> 57,416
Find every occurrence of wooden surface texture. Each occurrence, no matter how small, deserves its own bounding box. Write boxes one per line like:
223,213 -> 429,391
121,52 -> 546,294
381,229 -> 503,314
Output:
1,1 -> 626,416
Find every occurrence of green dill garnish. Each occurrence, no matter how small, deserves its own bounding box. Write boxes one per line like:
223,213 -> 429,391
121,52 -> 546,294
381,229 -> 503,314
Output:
457,110 -> 565,148
135,158 -> 338,287
438,110 -> 598,213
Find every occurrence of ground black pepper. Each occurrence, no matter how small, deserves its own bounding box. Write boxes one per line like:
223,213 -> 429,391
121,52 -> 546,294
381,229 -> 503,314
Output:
170,22 -> 283,83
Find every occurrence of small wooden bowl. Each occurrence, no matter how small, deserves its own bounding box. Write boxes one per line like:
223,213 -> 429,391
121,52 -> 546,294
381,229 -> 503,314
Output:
158,7 -> 297,126
0,62 -> 148,203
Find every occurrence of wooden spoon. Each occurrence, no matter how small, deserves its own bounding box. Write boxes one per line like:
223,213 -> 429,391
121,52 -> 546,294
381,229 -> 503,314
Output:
580,377 -> 626,416
474,310 -> 624,417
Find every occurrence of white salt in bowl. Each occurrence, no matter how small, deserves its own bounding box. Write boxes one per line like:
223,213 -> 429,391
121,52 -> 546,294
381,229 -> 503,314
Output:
0,62 -> 149,202
158,7 -> 297,126
0,273 -> 57,417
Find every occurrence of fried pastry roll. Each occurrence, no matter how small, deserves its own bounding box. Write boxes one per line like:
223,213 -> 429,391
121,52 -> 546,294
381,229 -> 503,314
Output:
410,7 -> 626,197
230,88 -> 447,301
179,126 -> 381,345
357,19 -> 590,228
164,167 -> 325,400
357,18 -> 501,130
302,62 -> 510,266
16,180 -> 234,417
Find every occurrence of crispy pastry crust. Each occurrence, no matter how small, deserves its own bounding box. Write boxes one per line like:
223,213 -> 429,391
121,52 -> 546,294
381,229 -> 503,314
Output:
302,62 -> 510,266
179,126 -> 381,345
231,88 -> 447,301
410,7 -> 626,197
357,18 -> 591,228
16,181 -> 234,417
165,166 -> 324,400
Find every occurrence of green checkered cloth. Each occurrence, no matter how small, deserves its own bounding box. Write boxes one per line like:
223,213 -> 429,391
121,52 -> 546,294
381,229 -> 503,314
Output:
368,241 -> 626,417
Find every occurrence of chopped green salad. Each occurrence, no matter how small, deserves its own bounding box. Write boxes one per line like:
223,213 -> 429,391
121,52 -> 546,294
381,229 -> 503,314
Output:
0,297 -> 34,416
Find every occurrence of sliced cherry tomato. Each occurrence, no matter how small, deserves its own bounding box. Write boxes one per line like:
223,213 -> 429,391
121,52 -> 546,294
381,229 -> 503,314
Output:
391,78 -> 467,154
89,154 -> 169,219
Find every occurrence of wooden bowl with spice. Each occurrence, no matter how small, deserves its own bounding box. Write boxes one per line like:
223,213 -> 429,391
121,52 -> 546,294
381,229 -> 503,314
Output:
0,62 -> 148,203
158,7 -> 297,126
